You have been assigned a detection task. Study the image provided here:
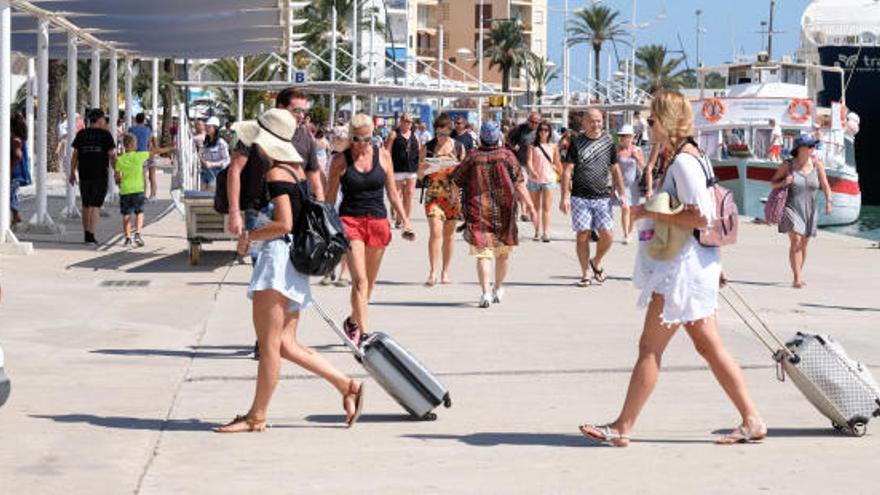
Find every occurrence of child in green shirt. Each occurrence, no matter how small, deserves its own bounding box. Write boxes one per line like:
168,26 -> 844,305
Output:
114,134 -> 170,247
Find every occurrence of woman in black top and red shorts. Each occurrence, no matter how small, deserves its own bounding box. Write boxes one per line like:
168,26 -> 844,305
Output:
327,113 -> 415,346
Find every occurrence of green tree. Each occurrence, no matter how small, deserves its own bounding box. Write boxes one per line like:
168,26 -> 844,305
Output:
567,5 -> 629,96
483,20 -> 529,94
634,44 -> 689,93
526,53 -> 558,103
297,0 -> 384,82
199,55 -> 280,121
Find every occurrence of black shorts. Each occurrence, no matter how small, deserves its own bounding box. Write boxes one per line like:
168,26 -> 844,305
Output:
120,193 -> 145,215
79,179 -> 108,208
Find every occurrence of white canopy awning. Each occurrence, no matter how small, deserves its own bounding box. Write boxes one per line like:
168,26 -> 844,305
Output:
175,80 -> 511,99
10,0 -> 290,58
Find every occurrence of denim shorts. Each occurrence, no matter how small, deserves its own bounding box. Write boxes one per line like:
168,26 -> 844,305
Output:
200,168 -> 220,185
120,193 -> 145,215
527,180 -> 558,192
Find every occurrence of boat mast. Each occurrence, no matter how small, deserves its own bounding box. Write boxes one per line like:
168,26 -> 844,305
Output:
767,0 -> 776,58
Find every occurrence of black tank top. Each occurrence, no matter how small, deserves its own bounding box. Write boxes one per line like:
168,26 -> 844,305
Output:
339,146 -> 387,218
391,129 -> 420,174
266,166 -> 309,233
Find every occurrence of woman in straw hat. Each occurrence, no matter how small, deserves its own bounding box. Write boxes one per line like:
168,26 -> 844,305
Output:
215,109 -> 364,433
578,91 -> 765,446
326,113 -> 415,346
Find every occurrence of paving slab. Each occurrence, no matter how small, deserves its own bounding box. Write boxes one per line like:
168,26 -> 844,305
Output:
1,174 -> 878,494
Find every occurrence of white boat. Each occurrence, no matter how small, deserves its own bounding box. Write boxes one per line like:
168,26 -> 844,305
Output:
691,56 -> 861,226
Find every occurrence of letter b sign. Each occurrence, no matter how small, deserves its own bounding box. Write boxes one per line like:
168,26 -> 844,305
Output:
294,70 -> 307,84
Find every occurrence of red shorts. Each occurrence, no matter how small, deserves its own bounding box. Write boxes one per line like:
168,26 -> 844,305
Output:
769,144 -> 782,157
340,215 -> 392,248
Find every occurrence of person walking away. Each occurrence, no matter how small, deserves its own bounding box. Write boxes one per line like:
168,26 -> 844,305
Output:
69,109 -> 117,245
199,117 -> 230,192
417,113 -> 466,286
385,113 -> 420,229
579,90 -> 766,446
451,117 -> 476,152
452,121 -> 537,308
526,121 -> 561,242
560,108 -> 627,287
616,125 -> 645,243
274,88 -> 325,200
216,108 -> 364,432
129,112 -> 159,201
768,118 -> 783,162
326,113 -> 415,346
770,134 -> 833,288
115,134 -> 172,247
9,113 -> 29,229
510,113 -> 541,221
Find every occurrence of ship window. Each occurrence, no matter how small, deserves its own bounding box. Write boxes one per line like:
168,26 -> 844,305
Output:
860,32 -> 876,45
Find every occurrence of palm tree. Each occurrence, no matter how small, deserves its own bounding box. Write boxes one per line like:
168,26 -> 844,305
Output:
634,44 -> 688,93
566,5 -> 629,96
483,20 -> 528,94
199,55 -> 280,120
297,0 -> 383,82
526,53 -> 558,104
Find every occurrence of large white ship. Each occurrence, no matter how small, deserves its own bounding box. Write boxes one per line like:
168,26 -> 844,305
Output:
799,0 -> 880,205
691,56 -> 860,226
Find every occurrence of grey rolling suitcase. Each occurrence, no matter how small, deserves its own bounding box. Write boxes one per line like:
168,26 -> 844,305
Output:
722,286 -> 880,436
314,302 -> 452,420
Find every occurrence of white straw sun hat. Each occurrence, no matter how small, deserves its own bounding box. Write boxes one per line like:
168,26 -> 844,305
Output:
644,192 -> 691,261
232,108 -> 303,164
617,124 -> 635,136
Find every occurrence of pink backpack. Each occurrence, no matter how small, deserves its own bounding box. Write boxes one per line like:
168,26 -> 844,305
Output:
694,154 -> 738,247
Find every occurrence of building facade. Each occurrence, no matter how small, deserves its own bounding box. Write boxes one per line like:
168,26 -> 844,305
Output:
397,0 -> 548,91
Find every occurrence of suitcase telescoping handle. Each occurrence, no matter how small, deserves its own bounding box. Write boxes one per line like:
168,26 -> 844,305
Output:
719,285 -> 797,362
311,300 -> 366,359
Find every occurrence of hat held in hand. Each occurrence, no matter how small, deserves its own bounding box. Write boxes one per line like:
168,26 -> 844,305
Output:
644,192 -> 691,261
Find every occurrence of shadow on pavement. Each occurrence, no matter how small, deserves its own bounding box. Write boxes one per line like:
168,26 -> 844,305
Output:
800,302 -> 880,313
65,248 -> 166,271
30,414 -> 216,432
90,346 -> 252,359
306,413 -> 423,424
404,432 -> 600,448
370,301 -> 471,308
127,250 -> 235,273
712,427 -> 843,438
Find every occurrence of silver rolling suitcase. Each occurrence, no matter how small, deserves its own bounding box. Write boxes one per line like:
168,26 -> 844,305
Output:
722,286 -> 880,436
314,302 -> 452,420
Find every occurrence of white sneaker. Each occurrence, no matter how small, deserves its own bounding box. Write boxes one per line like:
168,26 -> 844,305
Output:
479,293 -> 492,308
492,287 -> 505,304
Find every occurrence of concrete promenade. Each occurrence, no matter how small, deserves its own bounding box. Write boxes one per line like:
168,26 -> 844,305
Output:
1,173 -> 879,494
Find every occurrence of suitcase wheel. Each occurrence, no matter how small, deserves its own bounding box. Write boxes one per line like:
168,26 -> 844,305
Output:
851,422 -> 867,437
419,412 -> 438,421
832,422 -> 845,432
443,394 -> 452,408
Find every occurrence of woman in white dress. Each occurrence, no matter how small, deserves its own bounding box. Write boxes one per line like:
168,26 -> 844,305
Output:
578,91 -> 766,446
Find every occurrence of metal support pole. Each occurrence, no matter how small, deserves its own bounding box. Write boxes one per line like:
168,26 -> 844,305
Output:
237,56 -> 244,121
124,56 -> 133,129
0,0 -> 13,242
369,12 -> 375,114
562,0 -> 569,127
152,58 -> 159,138
478,0 -> 484,123
62,31 -> 80,219
287,3 -> 294,82
107,49 -> 119,204
331,6 -> 337,122
438,24 -> 444,90
767,0 -> 776,59
351,0 -> 358,113
90,49 -> 100,109
26,58 -> 34,181
29,16 -> 54,228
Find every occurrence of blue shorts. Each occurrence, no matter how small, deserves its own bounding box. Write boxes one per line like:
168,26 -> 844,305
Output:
120,193 -> 145,215
527,181 -> 558,192
200,168 -> 220,185
571,196 -> 613,232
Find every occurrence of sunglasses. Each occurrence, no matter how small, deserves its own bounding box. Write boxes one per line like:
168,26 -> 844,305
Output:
436,131 -> 451,137
647,118 -> 656,126
290,107 -> 307,115
351,135 -> 372,143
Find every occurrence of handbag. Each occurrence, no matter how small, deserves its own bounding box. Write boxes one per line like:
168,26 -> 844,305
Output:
290,199 -> 351,277
764,187 -> 788,225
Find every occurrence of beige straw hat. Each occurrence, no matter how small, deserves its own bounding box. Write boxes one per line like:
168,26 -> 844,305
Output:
644,192 -> 691,261
232,108 -> 303,164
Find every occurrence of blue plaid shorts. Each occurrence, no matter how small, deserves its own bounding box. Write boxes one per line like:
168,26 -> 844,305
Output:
571,196 -> 613,232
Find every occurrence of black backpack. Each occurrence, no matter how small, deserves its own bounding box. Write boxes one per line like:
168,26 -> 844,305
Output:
214,143 -> 271,214
290,199 -> 351,277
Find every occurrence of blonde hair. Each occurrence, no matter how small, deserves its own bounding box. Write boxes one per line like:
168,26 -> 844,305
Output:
650,90 -> 694,149
349,113 -> 374,137
122,133 -> 137,150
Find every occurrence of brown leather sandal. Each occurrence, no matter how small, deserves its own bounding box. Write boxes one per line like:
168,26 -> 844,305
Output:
343,380 -> 365,428
214,414 -> 267,433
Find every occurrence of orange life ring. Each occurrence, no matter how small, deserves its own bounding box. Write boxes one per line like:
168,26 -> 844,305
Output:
702,98 -> 725,123
787,99 -> 812,123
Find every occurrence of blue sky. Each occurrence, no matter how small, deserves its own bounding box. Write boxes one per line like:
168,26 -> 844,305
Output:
545,0 -> 812,91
